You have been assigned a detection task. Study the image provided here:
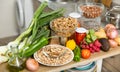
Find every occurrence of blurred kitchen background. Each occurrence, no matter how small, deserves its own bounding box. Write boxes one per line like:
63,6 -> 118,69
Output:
0,0 -> 34,38
0,0 -> 120,38
0,0 -> 18,38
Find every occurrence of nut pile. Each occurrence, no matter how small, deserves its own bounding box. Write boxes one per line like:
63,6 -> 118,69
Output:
50,17 -> 77,37
80,5 -> 102,18
34,45 -> 73,66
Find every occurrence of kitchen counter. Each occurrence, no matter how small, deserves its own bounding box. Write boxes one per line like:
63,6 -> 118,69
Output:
0,36 -> 120,72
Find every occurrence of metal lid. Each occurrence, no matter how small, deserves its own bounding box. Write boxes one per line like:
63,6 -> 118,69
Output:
75,27 -> 88,33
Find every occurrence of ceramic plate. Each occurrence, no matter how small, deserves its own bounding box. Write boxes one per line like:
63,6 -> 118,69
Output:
34,44 -> 74,66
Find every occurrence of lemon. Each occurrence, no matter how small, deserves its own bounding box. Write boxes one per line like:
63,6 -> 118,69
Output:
66,39 -> 76,50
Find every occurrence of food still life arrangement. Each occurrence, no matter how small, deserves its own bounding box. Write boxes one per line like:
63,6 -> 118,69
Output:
0,1 -> 120,72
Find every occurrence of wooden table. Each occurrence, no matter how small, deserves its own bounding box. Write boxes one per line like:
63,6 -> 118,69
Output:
0,36 -> 120,72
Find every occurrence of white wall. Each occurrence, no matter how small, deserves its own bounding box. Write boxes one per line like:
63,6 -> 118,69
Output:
0,0 -> 19,38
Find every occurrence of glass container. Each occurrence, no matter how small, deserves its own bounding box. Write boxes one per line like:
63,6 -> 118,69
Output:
77,2 -> 104,31
47,0 -> 80,16
50,17 -> 78,45
7,45 -> 24,72
80,17 -> 101,31
78,2 -> 104,18
75,27 -> 87,45
105,6 -> 120,29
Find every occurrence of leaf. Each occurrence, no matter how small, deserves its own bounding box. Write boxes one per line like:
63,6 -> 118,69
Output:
89,29 -> 95,34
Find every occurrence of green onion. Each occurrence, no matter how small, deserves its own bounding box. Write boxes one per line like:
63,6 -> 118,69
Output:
7,1 -> 64,58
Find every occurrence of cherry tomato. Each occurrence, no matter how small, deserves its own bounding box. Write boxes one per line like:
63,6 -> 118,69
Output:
81,49 -> 91,59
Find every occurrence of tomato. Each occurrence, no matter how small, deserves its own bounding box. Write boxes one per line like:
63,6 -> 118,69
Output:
81,49 -> 91,59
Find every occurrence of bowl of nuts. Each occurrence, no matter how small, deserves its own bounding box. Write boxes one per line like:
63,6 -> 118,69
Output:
34,44 -> 74,66
78,3 -> 104,18
50,17 -> 78,37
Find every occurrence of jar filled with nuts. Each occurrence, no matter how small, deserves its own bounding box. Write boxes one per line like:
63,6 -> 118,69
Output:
77,2 -> 104,31
50,17 -> 78,45
78,3 -> 104,18
68,12 -> 82,27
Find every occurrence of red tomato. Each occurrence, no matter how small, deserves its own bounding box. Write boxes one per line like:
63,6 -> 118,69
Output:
81,49 -> 91,59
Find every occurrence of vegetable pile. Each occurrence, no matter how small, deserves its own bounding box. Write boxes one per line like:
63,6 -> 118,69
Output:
7,2 -> 64,58
80,29 -> 101,53
67,23 -> 120,61
81,39 -> 101,53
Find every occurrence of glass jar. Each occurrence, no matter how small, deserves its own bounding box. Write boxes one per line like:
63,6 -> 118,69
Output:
69,12 -> 82,27
105,6 -> 120,29
47,0 -> 79,16
50,17 -> 78,45
77,2 -> 104,31
7,45 -> 24,72
80,17 -> 101,31
75,27 -> 87,45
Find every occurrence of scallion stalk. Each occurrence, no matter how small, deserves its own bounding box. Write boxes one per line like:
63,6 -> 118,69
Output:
7,1 -> 65,58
